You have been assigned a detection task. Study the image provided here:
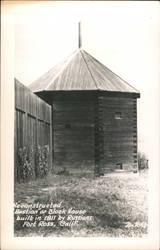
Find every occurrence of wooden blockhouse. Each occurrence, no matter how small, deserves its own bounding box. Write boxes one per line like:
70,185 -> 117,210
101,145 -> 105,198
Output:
29,48 -> 140,175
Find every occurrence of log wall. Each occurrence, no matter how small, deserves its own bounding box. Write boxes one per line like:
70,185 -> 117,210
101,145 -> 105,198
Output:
52,98 -> 95,173
52,93 -> 138,174
102,96 -> 138,171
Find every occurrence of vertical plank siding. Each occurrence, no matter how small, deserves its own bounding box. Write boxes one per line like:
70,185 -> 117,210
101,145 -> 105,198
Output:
15,79 -> 52,183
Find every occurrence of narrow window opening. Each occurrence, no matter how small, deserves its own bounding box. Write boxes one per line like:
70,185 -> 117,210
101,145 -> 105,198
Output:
116,163 -> 123,169
65,124 -> 71,129
115,112 -> 122,119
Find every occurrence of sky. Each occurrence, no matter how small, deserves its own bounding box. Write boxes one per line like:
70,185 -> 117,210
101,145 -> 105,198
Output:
3,1 -> 160,160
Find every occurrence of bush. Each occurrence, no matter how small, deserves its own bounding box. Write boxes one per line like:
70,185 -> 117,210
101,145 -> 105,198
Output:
17,146 -> 34,182
138,152 -> 148,170
35,145 -> 49,178
17,145 -> 50,183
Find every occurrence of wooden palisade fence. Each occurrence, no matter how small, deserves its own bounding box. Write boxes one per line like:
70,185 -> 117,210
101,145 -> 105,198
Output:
15,78 -> 52,183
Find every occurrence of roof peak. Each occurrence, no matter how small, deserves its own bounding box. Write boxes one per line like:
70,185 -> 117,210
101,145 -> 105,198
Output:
29,49 -> 140,96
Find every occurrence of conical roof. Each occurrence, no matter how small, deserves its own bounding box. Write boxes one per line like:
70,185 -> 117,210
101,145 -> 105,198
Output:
29,49 -> 140,95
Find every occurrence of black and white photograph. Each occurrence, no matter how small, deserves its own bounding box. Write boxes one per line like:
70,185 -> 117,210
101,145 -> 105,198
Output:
1,1 -> 160,249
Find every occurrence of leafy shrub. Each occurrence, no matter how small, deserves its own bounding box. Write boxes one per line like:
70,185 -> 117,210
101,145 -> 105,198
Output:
17,145 -> 50,183
35,145 -> 49,178
138,152 -> 149,170
17,146 -> 34,182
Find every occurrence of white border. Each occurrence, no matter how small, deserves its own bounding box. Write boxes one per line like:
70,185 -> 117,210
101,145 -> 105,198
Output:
1,1 -> 160,250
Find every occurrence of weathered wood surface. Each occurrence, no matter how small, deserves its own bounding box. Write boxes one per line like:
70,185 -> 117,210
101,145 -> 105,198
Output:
52,93 -> 138,174
52,98 -> 95,172
94,95 -> 104,176
15,79 -> 52,183
103,96 -> 138,171
29,49 -> 140,99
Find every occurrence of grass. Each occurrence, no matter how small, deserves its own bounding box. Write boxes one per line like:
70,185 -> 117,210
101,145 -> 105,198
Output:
14,171 -> 148,237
